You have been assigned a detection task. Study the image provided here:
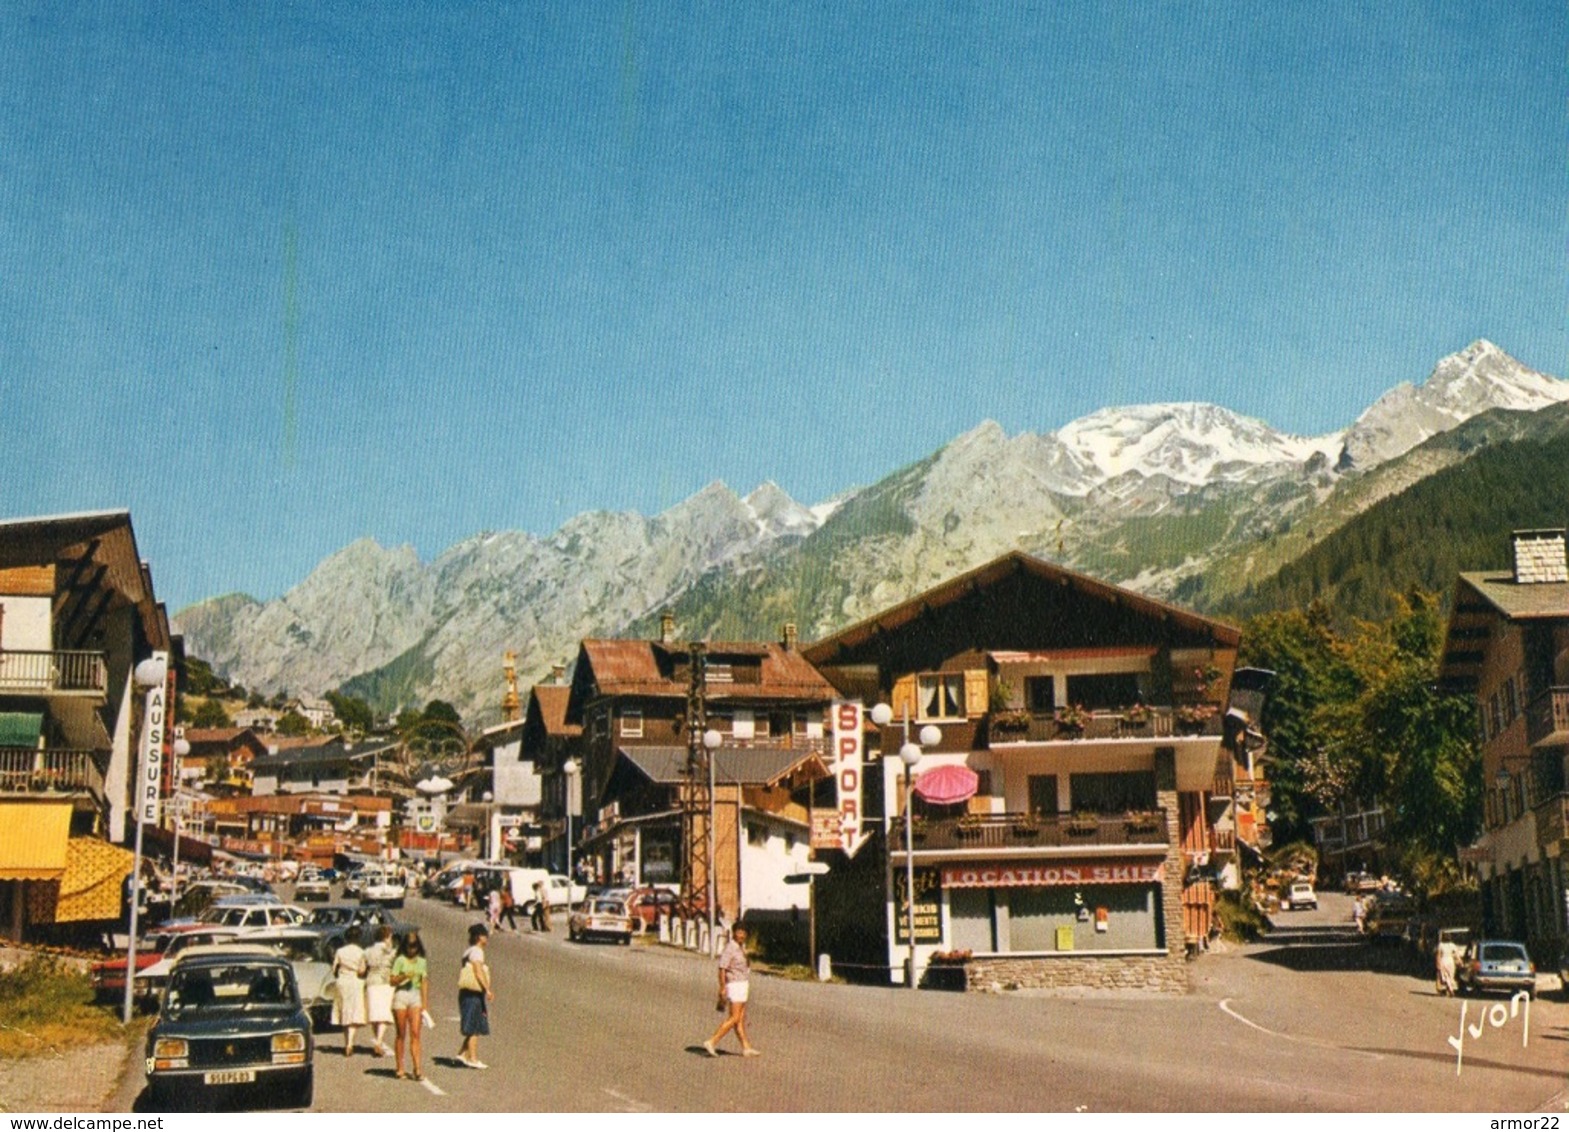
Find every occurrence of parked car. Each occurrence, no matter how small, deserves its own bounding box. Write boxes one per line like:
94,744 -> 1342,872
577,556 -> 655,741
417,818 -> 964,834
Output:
240,927 -> 338,1029
92,929 -> 192,1002
1458,940 -> 1536,997
133,928 -> 247,1006
1342,871 -> 1378,893
623,886 -> 683,930
568,896 -> 635,945
1365,893 -> 1414,942
144,950 -> 313,1111
298,902 -> 417,940
202,902 -> 309,932
1281,882 -> 1317,911
292,870 -> 331,903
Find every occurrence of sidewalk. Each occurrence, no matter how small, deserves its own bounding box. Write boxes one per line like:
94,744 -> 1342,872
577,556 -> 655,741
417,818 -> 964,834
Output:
0,1037 -> 131,1114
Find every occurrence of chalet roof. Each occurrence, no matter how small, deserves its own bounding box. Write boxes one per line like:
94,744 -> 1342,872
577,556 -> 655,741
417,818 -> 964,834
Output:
1439,572 -> 1569,691
617,745 -> 828,789
571,638 -> 834,713
0,509 -> 171,650
528,685 -> 581,738
1455,571 -> 1569,620
252,737 -> 396,773
803,550 -> 1240,667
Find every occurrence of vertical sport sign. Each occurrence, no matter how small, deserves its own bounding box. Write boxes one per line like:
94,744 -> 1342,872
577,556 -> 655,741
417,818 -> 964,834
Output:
138,650 -> 169,826
831,700 -> 871,858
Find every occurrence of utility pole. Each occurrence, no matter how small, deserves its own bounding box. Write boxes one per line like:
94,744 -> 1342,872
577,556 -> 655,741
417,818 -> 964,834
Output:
682,642 -> 713,928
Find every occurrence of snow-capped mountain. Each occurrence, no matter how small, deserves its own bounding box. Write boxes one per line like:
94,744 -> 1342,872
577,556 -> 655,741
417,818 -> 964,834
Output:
174,340 -> 1568,721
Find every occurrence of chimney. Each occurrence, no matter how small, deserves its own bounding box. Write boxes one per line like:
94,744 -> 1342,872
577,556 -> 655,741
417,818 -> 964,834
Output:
660,610 -> 676,644
1511,529 -> 1569,585
781,622 -> 798,651
552,662 -> 567,685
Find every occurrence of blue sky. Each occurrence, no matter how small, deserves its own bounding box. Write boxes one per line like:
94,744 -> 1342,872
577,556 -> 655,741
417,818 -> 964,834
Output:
2,2 -> 1563,611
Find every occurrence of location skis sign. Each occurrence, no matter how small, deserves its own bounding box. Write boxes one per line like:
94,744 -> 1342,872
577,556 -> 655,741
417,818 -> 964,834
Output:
831,700 -> 871,858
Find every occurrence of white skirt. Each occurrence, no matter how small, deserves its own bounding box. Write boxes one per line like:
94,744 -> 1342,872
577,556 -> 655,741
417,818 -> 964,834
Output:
366,982 -> 395,1024
332,974 -> 367,1026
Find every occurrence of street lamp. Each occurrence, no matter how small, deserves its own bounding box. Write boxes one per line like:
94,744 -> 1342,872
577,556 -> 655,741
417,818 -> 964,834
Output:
123,652 -> 169,1025
168,736 -> 191,903
482,790 -> 497,862
872,701 -> 939,989
702,727 -> 722,950
563,758 -> 580,908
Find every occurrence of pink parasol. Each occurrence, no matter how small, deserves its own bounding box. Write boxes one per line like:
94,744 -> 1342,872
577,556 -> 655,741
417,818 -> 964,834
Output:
912,763 -> 980,805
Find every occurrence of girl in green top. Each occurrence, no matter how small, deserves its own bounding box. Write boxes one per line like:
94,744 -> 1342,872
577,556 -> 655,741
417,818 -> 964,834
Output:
390,932 -> 430,1081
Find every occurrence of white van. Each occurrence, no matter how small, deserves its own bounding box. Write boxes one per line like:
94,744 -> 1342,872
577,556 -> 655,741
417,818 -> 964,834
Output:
473,866 -> 584,912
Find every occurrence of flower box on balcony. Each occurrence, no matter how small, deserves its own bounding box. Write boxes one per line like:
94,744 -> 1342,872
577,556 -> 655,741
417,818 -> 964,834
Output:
991,710 -> 1032,737
1010,819 -> 1041,838
1125,810 -> 1163,835
955,815 -> 985,839
1067,812 -> 1100,835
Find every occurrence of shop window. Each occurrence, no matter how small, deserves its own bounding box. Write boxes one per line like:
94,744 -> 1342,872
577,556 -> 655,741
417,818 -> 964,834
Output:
949,887 -> 997,953
1070,771 -> 1156,814
620,708 -> 643,738
1065,672 -> 1143,710
917,674 -> 965,720
1006,885 -> 1159,952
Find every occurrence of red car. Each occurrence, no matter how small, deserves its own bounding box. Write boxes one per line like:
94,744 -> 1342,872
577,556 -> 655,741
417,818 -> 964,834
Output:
91,930 -> 184,1001
624,886 -> 685,930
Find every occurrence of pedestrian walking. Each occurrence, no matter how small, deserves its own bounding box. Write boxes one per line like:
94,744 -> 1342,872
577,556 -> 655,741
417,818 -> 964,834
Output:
531,880 -> 551,933
1352,896 -> 1367,934
330,926 -> 368,1056
390,931 -> 430,1081
364,925 -> 396,1056
1436,939 -> 1459,996
702,924 -> 759,1058
487,886 -> 502,932
457,923 -> 493,1069
499,886 -> 520,932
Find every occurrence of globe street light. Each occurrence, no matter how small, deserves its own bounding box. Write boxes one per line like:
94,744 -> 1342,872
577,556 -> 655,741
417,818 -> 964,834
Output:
873,699 -> 940,989
123,651 -> 169,1025
563,758 -> 580,909
168,736 -> 191,903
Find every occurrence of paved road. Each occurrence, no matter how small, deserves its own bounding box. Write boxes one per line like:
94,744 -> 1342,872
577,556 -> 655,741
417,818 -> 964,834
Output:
114,891 -> 1569,1112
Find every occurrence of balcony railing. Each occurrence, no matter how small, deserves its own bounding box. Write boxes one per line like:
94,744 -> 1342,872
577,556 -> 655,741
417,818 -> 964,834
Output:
0,747 -> 105,799
0,650 -> 108,696
1525,687 -> 1569,748
986,707 -> 1223,745
893,809 -> 1170,852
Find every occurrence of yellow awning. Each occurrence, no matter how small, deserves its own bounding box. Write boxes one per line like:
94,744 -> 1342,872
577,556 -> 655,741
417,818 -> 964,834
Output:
55,837 -> 134,922
0,802 -> 71,880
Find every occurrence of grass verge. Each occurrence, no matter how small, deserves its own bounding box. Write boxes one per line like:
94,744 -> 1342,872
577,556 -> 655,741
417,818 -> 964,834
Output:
0,958 -> 127,1059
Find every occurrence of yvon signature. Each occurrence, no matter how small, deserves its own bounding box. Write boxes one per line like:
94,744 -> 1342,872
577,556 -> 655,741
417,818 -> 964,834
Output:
1447,992 -> 1530,1075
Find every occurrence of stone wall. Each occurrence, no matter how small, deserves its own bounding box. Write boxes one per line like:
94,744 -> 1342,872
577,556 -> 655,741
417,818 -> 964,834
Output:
962,951 -> 1187,993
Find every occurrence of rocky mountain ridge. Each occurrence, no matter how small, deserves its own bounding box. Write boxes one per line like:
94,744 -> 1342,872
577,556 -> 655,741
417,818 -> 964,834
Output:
174,340 -> 1568,722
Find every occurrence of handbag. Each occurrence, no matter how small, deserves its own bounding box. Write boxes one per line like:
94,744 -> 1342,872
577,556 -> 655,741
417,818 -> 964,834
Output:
458,962 -> 483,993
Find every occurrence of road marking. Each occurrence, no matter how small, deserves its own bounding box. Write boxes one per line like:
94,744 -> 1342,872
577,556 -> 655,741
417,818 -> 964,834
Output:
603,1087 -> 652,1112
421,1077 -> 446,1097
1217,998 -> 1383,1060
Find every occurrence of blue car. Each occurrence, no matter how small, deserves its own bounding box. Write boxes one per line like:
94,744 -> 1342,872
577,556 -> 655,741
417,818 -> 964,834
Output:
1458,940 -> 1536,997
144,951 -> 314,1111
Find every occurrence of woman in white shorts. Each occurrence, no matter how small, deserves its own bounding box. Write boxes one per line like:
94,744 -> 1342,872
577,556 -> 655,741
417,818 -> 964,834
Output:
702,924 -> 759,1057
390,931 -> 429,1081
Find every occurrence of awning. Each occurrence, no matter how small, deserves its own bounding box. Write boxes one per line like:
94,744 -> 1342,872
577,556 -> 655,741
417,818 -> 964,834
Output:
0,801 -> 71,880
0,712 -> 43,747
55,837 -> 133,922
913,764 -> 980,805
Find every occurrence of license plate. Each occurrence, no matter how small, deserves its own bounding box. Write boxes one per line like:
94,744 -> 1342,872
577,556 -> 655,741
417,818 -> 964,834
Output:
203,1069 -> 256,1085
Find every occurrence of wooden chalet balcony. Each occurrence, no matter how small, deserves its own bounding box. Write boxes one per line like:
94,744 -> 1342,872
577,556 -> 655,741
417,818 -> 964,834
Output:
1526,687 -> 1569,748
986,706 -> 1223,746
0,746 -> 105,801
0,649 -> 108,697
893,809 -> 1170,852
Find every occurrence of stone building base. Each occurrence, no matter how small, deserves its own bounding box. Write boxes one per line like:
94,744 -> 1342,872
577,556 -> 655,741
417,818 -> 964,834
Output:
962,952 -> 1187,993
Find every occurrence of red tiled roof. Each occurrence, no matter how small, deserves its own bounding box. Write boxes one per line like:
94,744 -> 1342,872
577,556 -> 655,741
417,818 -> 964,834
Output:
529,685 -> 582,738
579,638 -> 834,702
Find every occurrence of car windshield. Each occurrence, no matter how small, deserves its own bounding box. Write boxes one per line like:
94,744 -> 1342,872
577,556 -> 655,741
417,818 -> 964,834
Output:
166,963 -> 297,1016
1481,943 -> 1529,964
